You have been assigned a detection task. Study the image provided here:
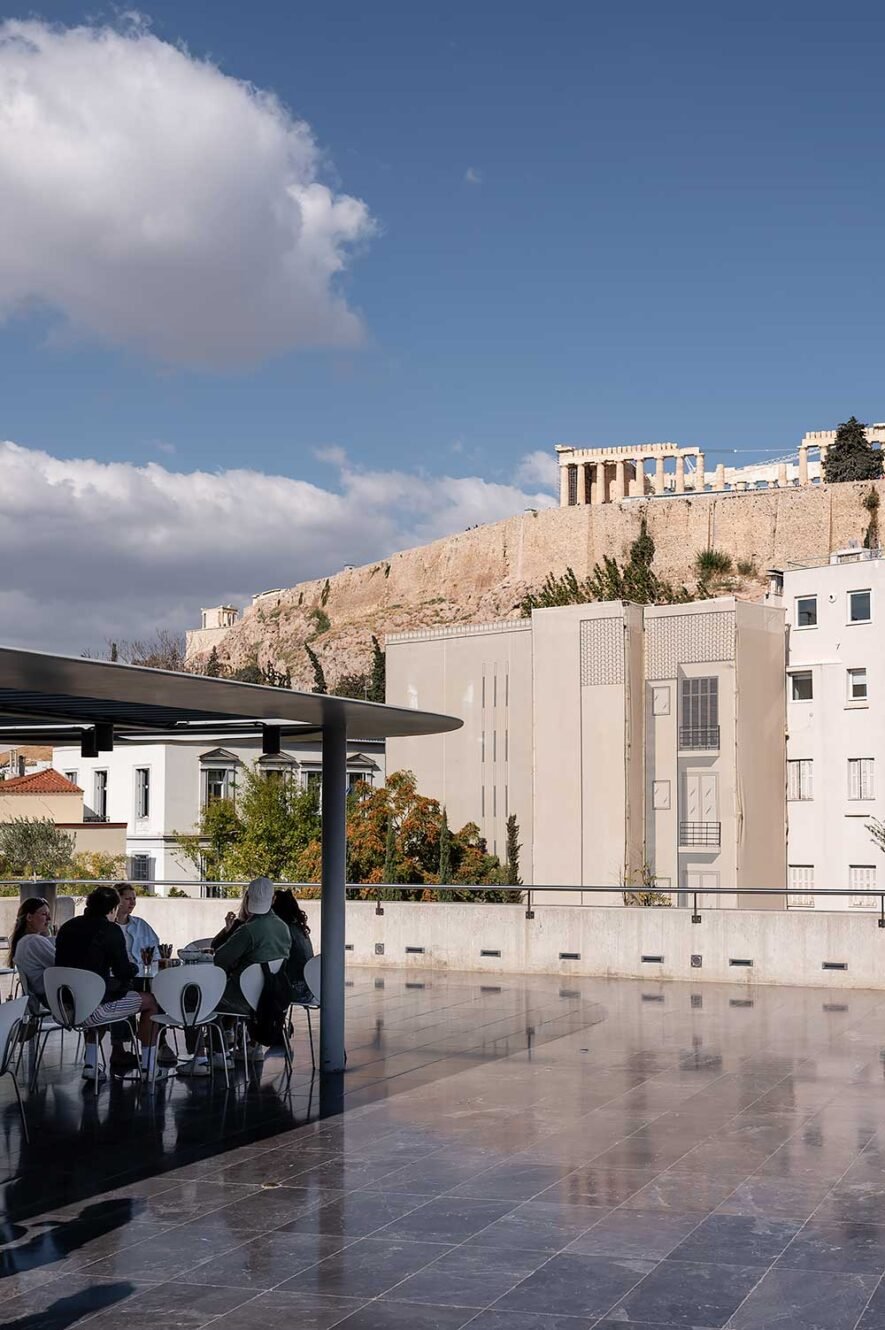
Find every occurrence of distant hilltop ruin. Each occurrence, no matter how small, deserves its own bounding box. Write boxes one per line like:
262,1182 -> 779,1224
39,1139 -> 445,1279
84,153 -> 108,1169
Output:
556,424 -> 885,505
185,425 -> 885,692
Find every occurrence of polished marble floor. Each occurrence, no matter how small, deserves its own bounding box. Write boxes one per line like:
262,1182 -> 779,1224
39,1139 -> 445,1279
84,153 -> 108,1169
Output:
3,969 -> 885,1328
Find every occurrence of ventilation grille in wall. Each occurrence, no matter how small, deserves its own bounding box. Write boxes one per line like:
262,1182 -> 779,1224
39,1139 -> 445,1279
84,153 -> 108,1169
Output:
646,610 -> 736,680
580,618 -> 624,687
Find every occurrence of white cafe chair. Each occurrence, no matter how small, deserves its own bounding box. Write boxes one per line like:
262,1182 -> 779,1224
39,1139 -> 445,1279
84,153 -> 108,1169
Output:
150,965 -> 228,1086
230,958 -> 289,1078
41,967 -> 137,1093
290,954 -> 321,1070
0,996 -> 30,1142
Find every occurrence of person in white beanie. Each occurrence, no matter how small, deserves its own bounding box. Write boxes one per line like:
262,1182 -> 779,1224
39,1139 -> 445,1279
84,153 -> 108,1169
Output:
212,876 -> 290,1017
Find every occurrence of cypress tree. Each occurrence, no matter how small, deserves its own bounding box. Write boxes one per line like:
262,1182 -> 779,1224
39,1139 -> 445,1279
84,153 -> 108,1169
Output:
823,417 -> 884,483
305,644 -> 327,694
369,635 -> 386,702
439,808 -> 451,884
505,813 -> 522,886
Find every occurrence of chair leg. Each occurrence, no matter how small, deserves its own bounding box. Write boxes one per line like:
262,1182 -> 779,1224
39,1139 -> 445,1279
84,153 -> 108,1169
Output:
306,1008 -> 315,1070
6,1069 -> 28,1144
29,1028 -> 52,1092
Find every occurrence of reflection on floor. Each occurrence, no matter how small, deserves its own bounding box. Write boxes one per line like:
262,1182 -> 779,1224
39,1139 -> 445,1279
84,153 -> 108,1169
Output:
2,968 -> 885,1328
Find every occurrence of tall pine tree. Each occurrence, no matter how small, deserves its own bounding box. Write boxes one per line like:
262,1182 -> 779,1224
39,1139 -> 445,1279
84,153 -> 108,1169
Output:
438,808 -> 451,884
823,417 -> 884,483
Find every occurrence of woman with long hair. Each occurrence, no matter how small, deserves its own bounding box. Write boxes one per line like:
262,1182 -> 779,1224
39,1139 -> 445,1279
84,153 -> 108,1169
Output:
272,888 -> 314,1003
8,897 -> 54,1006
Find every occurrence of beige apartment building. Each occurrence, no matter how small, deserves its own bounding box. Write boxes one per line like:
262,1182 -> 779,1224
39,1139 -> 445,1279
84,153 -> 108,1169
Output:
386,598 -> 787,904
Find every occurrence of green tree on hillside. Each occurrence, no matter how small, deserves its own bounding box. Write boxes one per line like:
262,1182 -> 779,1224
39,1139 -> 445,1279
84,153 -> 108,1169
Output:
521,517 -> 691,614
823,417 -> 884,484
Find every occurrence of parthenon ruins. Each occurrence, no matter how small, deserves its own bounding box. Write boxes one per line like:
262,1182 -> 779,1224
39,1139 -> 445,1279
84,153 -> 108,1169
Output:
556,425 -> 885,506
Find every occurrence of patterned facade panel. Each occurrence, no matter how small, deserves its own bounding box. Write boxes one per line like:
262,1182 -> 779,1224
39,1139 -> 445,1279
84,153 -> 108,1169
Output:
645,611 -> 736,680
580,618 -> 624,687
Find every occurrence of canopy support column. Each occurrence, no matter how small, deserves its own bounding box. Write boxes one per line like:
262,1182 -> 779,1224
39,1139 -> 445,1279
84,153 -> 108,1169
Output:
320,714 -> 347,1073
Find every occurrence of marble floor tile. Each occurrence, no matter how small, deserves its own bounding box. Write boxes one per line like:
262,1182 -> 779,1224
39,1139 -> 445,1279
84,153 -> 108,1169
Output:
667,1214 -> 803,1268
726,1266 -> 878,1329
610,1258 -> 766,1326
492,1253 -> 654,1319
565,1208 -> 701,1260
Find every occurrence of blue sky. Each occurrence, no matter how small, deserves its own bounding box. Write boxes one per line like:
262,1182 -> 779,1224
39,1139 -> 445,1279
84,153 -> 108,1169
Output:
1,2 -> 884,650
3,1 -> 885,482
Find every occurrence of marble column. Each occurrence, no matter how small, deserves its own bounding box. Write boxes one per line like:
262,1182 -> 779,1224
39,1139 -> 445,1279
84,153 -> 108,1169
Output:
798,445 -> 809,486
819,444 -> 828,480
614,459 -> 626,501
777,463 -> 788,489
654,456 -> 665,495
714,463 -> 726,491
695,451 -> 705,493
576,463 -> 588,505
592,461 -> 605,504
632,457 -> 645,497
675,454 -> 685,494
560,463 -> 571,507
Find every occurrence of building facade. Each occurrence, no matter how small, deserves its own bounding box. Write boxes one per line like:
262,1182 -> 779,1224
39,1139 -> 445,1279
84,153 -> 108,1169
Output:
52,734 -> 384,890
387,598 -> 787,902
0,768 -> 126,861
782,549 -> 885,911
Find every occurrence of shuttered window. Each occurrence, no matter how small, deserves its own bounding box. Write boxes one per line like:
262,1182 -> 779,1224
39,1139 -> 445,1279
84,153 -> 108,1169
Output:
848,758 -> 874,801
787,760 -> 813,801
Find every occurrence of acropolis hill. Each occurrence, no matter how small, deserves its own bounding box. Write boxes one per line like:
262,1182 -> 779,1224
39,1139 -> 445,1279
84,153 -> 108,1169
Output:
186,434 -> 885,693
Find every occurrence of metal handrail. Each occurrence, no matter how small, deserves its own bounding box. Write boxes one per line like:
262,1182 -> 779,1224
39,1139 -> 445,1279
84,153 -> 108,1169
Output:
6,880 -> 885,930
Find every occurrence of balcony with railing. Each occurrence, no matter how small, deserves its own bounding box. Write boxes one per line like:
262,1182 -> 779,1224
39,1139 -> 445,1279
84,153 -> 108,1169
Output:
679,820 -> 721,848
678,726 -> 720,751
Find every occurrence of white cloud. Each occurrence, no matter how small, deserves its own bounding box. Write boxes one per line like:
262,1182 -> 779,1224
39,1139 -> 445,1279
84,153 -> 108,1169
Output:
0,440 -> 556,652
515,449 -> 559,491
0,16 -> 374,367
464,166 -> 483,185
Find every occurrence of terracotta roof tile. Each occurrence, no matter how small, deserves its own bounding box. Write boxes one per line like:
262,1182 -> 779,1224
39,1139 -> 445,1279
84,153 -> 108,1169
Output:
0,768 -> 83,795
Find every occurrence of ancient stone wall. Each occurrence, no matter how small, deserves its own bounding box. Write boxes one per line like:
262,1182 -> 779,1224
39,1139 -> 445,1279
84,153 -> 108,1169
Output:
191,480 -> 883,691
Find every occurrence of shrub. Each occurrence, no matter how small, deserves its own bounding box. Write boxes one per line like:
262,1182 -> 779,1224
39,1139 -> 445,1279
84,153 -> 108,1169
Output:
168,887 -> 190,898
736,558 -> 757,576
694,548 -> 733,578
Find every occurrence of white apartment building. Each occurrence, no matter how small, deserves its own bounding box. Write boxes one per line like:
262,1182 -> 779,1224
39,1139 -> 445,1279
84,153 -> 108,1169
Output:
782,548 -> 885,910
387,598 -> 787,902
52,733 -> 384,890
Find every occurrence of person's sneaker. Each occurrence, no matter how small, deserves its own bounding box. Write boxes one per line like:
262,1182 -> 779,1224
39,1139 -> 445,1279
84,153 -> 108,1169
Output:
81,1065 -> 107,1083
157,1041 -> 178,1067
146,1065 -> 173,1084
211,1052 -> 233,1070
177,1056 -> 210,1078
233,1045 -> 265,1063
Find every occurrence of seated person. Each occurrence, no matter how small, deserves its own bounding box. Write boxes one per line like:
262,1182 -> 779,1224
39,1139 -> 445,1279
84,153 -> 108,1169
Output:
9,897 -> 55,1008
211,900 -> 247,951
55,885 -> 165,1082
213,876 -> 291,1017
272,889 -> 315,1003
113,882 -> 175,1069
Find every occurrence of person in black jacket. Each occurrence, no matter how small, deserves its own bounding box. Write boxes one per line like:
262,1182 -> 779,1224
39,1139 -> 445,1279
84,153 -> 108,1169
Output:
55,885 -> 165,1083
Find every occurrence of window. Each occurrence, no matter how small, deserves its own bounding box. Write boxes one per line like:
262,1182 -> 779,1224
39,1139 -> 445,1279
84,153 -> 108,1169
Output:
680,677 -> 719,748
849,864 -> 876,908
305,770 -> 322,792
203,767 -> 233,805
796,596 -> 817,628
94,770 -> 108,820
348,772 -> 369,791
791,671 -> 813,702
849,589 -> 871,623
652,686 -> 671,716
63,770 -> 78,786
130,854 -> 151,883
135,767 -> 150,819
848,668 -> 868,702
848,758 -> 875,800
787,759 -> 813,801
788,865 -> 815,908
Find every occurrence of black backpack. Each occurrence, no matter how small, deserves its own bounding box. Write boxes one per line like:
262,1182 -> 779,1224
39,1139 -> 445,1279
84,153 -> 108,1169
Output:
248,963 -> 291,1047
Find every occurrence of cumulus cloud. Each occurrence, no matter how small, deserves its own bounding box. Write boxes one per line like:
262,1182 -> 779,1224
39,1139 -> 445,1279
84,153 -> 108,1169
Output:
464,166 -> 483,185
516,449 -> 559,491
0,17 -> 374,367
0,441 -> 556,652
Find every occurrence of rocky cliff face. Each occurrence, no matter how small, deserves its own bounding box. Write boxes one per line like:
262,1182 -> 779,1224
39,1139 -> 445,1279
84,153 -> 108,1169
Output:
189,479 -> 881,691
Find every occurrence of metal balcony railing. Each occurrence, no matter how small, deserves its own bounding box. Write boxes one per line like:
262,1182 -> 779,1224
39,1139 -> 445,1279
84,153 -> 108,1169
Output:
679,726 -> 720,750
679,821 -> 721,847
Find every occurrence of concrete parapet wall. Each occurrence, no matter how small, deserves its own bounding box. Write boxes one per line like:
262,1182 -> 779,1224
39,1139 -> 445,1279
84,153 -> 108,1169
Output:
4,896 -> 881,990
0,897 -> 876,991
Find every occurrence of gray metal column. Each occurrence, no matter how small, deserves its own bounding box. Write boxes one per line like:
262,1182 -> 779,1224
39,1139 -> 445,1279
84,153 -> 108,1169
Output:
320,714 -> 348,1073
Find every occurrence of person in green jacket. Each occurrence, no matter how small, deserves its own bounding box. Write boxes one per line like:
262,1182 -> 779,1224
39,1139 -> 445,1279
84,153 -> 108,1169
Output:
213,876 -> 291,1016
